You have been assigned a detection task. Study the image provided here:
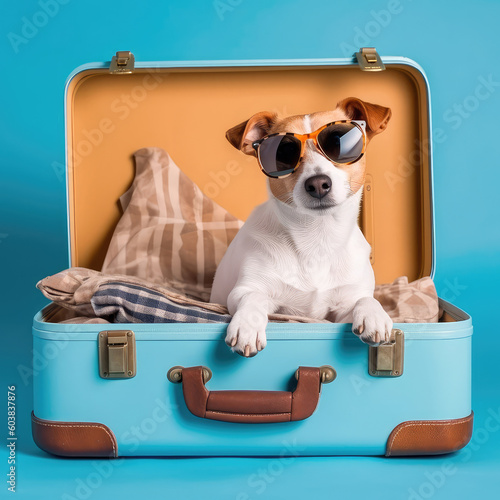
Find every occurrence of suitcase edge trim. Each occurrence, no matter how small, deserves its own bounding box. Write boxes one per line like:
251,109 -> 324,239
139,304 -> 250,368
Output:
31,412 -> 117,458
31,411 -> 473,458
385,411 -> 473,457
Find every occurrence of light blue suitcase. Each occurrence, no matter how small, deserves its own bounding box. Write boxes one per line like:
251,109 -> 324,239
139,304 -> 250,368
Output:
32,49 -> 473,457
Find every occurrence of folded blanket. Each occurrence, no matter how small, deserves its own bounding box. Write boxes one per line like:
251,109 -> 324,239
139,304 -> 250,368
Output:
374,276 -> 441,323
37,268 -> 440,324
37,268 -> 325,324
101,148 -> 243,302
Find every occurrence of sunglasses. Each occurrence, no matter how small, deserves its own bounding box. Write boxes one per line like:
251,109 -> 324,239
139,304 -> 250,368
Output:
252,120 -> 366,178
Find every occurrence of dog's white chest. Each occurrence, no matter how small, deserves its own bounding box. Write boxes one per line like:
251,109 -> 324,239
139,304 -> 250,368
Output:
284,252 -> 343,290
211,197 -> 374,322
272,245 -> 357,318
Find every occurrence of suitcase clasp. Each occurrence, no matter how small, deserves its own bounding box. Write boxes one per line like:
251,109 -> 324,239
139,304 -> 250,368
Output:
355,48 -> 385,72
98,330 -> 136,379
109,51 -> 135,74
368,329 -> 404,377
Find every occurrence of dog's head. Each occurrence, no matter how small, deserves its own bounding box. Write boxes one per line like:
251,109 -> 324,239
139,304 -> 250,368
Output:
226,97 -> 391,215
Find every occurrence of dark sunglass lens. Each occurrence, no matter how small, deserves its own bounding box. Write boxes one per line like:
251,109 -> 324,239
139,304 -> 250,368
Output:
259,135 -> 301,177
318,123 -> 363,164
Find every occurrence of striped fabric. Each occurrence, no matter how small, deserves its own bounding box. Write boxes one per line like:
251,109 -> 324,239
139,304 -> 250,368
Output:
92,282 -> 232,323
101,148 -> 243,302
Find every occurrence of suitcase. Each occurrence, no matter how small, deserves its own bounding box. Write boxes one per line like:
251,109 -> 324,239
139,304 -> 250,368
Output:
32,49 -> 473,457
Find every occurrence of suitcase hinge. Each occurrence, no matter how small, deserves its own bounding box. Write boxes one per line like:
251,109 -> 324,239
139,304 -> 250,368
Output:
368,329 -> 404,377
109,51 -> 135,74
355,47 -> 385,71
98,330 -> 136,379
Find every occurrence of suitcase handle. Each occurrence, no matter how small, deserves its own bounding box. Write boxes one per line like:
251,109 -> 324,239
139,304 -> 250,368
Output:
167,365 -> 336,423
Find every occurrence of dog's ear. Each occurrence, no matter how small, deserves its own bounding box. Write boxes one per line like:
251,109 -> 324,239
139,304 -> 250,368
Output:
337,97 -> 391,140
226,111 -> 278,155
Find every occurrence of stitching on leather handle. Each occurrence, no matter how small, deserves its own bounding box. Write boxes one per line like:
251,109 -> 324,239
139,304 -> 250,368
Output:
32,414 -> 117,456
386,414 -> 472,456
207,410 -> 291,418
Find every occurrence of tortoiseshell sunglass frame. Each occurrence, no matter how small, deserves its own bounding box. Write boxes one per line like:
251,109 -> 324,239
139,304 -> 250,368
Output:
252,119 -> 367,178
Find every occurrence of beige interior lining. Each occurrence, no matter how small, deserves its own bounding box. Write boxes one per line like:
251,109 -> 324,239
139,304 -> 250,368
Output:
440,310 -> 459,323
67,63 -> 432,285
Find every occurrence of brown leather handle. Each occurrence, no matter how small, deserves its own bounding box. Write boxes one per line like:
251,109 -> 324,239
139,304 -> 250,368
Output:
171,366 -> 334,423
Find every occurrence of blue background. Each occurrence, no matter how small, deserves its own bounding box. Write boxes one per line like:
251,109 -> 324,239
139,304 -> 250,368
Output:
1,0 -> 499,498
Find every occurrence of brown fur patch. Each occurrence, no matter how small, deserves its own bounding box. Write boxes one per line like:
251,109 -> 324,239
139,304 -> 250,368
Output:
337,97 -> 391,140
226,111 -> 278,155
268,163 -> 305,204
346,157 -> 367,194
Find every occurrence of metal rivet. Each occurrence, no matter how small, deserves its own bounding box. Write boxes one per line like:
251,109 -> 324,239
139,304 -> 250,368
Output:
167,366 -> 184,383
127,332 -> 132,337
202,367 -> 213,384
127,371 -> 133,376
319,365 -> 337,384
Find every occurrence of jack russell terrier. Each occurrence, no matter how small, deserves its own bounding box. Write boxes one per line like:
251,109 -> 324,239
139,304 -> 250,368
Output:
210,97 -> 393,357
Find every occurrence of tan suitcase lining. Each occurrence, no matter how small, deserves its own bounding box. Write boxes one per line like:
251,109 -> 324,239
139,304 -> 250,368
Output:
67,63 -> 432,285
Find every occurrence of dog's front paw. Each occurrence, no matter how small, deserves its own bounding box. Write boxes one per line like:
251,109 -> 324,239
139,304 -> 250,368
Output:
352,297 -> 393,346
225,310 -> 268,357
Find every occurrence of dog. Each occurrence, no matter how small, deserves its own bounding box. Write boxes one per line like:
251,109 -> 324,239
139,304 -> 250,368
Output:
210,97 -> 393,357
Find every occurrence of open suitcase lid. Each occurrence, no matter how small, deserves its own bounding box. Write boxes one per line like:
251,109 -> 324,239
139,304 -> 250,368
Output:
64,49 -> 434,285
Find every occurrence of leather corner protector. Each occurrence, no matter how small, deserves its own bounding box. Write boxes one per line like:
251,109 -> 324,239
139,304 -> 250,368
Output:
32,412 -> 118,458
386,412 -> 474,457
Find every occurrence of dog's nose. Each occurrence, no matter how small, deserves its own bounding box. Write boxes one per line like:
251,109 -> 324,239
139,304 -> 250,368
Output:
304,175 -> 332,199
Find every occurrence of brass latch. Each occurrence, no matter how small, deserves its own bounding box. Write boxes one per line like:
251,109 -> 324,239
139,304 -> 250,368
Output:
98,330 -> 136,379
355,48 -> 385,71
109,51 -> 135,74
368,329 -> 404,377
